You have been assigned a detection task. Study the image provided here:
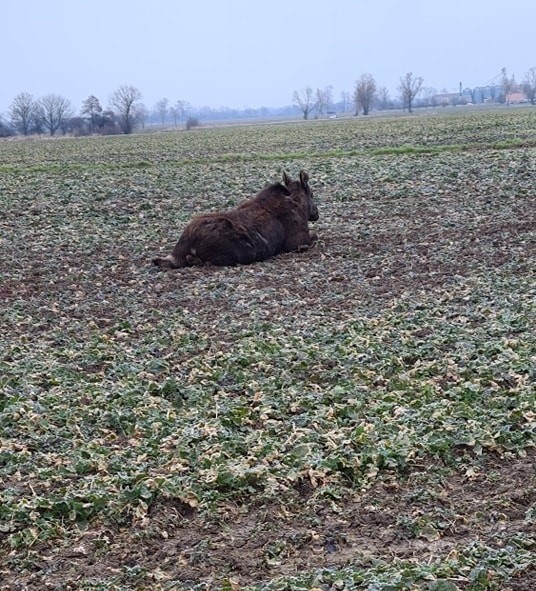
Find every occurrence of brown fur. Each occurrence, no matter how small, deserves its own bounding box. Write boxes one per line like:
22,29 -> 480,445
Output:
152,171 -> 319,268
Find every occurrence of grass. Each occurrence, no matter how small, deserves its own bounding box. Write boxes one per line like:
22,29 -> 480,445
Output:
0,107 -> 535,590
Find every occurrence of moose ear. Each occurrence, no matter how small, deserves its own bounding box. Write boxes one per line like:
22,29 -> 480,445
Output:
299,170 -> 309,187
282,171 -> 292,186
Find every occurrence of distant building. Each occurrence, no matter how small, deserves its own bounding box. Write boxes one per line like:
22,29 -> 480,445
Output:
430,91 -> 471,106
432,84 -> 527,106
507,90 -> 528,104
472,86 -> 502,103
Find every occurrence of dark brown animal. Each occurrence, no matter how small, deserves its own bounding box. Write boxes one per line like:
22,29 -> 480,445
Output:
152,171 -> 319,268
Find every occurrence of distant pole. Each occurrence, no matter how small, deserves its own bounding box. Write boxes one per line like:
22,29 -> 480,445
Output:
459,82 -> 462,95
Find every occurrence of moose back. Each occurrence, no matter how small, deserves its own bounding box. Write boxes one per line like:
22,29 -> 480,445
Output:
152,171 -> 319,268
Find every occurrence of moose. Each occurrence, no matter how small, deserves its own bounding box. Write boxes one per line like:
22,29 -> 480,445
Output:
152,170 -> 319,268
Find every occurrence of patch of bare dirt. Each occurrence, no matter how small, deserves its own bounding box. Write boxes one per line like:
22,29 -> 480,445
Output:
4,450 -> 534,590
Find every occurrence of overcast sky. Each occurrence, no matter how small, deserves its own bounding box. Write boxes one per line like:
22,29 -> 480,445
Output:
1,0 -> 534,114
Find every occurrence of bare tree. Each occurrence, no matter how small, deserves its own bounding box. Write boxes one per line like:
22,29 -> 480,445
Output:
324,85 -> 334,113
9,92 -> 35,135
420,86 -> 437,107
315,88 -> 326,118
398,72 -> 423,113
154,98 -> 169,125
109,85 -> 143,134
81,95 -> 102,134
36,94 -> 74,136
175,100 -> 190,123
354,73 -> 377,115
292,87 -> 316,120
376,86 -> 391,110
169,106 -> 179,127
522,67 -> 536,105
169,101 -> 191,127
340,91 -> 351,113
500,67 -> 515,104
0,115 -> 14,137
134,103 -> 148,129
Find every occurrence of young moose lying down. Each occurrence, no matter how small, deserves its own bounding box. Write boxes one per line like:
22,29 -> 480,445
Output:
152,170 -> 319,268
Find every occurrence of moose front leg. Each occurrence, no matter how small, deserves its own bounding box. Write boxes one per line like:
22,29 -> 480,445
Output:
284,226 -> 318,253
297,230 -> 318,252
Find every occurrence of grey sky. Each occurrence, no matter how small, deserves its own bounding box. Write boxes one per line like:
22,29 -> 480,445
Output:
1,0 -> 534,114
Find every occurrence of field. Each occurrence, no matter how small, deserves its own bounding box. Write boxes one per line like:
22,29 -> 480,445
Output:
0,108 -> 535,590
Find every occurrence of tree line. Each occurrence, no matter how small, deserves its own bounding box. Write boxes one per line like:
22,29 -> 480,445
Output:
0,84 -> 240,138
2,66 -> 535,138
2,85 -> 146,138
293,67 -> 536,119
292,72 -> 430,119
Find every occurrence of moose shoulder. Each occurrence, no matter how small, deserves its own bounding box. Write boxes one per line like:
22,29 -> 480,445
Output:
152,171 -> 319,268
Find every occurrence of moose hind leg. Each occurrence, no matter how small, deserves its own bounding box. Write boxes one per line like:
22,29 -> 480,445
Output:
185,253 -> 204,266
152,254 -> 180,268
